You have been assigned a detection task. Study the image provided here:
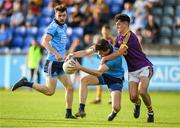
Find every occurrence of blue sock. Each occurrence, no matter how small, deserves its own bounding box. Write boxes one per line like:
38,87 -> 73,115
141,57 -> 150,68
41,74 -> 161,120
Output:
79,103 -> 85,112
66,109 -> 72,116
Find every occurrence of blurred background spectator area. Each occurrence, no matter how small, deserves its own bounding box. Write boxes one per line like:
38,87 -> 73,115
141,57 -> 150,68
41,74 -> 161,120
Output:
0,0 -> 180,56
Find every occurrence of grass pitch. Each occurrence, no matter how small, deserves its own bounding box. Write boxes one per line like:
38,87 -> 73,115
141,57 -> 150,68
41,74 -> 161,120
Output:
0,89 -> 180,128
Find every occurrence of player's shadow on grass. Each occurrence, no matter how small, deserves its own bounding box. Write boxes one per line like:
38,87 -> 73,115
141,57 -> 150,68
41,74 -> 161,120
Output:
0,117 -> 126,125
1,117 -> 180,126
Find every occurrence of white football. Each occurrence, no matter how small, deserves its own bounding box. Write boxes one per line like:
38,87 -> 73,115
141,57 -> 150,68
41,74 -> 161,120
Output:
63,58 -> 76,74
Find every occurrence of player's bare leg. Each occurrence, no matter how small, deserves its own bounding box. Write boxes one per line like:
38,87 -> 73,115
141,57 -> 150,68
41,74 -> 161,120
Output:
90,85 -> 102,104
108,91 -> 121,121
75,75 -> 99,118
11,75 -> 76,119
12,76 -> 57,96
33,77 -> 57,96
139,76 -> 154,123
129,81 -> 141,119
58,74 -> 76,119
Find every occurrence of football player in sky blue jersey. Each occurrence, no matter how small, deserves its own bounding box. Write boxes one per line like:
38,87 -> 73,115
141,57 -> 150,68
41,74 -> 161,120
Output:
101,14 -> 154,123
12,4 -> 76,119
90,24 -> 115,104
69,39 -> 124,121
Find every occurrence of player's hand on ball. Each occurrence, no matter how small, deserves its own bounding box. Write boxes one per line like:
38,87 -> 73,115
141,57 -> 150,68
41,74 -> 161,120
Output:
69,59 -> 80,70
63,58 -> 76,74
65,53 -> 74,62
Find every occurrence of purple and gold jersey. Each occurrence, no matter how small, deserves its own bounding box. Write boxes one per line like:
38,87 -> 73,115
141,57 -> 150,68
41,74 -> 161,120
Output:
114,30 -> 152,72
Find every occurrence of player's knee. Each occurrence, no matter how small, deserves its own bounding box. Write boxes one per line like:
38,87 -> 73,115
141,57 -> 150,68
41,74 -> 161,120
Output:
63,81 -> 73,91
138,88 -> 147,96
130,95 -> 138,103
46,90 -> 55,96
80,77 -> 89,86
66,85 -> 74,92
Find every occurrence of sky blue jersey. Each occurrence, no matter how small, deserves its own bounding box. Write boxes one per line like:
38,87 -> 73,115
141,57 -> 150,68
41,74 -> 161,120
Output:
104,50 -> 124,79
45,19 -> 68,61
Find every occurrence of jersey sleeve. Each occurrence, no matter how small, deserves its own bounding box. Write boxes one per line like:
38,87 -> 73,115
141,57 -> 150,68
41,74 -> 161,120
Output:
46,24 -> 56,37
105,59 -> 114,69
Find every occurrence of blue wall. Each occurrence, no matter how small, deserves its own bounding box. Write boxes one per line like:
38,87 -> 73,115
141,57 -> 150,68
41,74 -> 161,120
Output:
0,55 -> 179,91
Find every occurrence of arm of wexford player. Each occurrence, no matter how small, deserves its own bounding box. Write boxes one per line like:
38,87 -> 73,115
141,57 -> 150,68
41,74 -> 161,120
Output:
101,45 -> 127,64
101,32 -> 130,64
41,34 -> 62,61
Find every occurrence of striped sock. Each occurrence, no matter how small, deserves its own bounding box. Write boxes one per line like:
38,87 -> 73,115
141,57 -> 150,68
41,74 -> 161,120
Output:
147,105 -> 153,113
135,98 -> 141,105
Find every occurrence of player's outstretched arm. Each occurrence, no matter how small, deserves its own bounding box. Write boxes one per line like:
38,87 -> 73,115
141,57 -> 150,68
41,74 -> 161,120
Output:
66,47 -> 95,60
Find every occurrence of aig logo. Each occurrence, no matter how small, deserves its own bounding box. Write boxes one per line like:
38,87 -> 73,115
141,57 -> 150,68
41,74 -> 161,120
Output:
153,66 -> 180,82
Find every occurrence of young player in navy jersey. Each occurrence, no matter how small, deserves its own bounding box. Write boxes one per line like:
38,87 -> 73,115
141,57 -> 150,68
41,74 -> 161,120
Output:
12,4 -> 76,119
101,14 -> 154,123
69,39 -> 124,121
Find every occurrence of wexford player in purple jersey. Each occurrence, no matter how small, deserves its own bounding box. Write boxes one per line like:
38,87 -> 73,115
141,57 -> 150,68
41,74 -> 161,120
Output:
101,14 -> 154,123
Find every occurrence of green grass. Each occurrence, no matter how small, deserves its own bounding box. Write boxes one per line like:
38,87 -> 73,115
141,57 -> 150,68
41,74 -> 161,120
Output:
0,89 -> 180,128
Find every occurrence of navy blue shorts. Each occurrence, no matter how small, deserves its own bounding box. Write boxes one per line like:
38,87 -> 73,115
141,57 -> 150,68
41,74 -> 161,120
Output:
97,74 -> 124,92
44,60 -> 65,78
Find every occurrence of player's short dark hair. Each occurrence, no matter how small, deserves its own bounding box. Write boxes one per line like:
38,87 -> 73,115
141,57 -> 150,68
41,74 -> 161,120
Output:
95,39 -> 111,52
114,14 -> 130,24
54,4 -> 67,13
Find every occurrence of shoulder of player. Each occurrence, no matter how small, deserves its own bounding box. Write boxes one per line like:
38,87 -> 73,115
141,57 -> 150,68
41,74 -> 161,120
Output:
123,30 -> 138,44
127,31 -> 138,40
106,55 -> 122,63
46,21 -> 58,30
104,57 -> 122,69
124,30 -> 131,39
